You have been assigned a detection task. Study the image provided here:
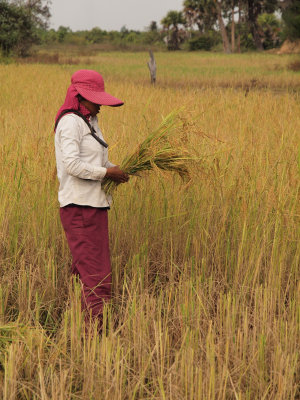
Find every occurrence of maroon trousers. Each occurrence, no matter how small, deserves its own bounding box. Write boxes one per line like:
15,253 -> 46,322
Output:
60,205 -> 111,323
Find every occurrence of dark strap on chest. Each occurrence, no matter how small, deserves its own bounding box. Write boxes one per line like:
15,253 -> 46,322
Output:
55,109 -> 108,148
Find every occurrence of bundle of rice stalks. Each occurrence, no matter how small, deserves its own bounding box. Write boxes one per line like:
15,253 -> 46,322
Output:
102,110 -> 193,194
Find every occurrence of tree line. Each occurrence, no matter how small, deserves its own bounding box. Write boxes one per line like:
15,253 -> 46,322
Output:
162,0 -> 300,51
1,0 -> 300,57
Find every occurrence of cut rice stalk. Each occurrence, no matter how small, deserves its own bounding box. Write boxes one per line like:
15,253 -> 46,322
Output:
102,110 -> 193,195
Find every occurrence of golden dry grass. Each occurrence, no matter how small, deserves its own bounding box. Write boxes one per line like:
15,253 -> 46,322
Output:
0,52 -> 299,399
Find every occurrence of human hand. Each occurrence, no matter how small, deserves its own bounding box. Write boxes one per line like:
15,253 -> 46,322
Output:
105,166 -> 129,183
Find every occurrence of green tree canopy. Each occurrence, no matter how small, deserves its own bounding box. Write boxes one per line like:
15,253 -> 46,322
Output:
0,0 -> 51,56
0,1 -> 35,56
183,0 -> 283,51
282,0 -> 300,40
12,0 -> 51,28
183,0 -> 217,32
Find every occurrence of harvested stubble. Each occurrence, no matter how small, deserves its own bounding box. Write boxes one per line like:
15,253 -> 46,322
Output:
102,110 -> 193,194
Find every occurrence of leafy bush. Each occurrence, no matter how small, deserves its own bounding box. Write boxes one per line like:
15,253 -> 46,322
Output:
236,23 -> 256,50
188,35 -> 213,51
85,27 -> 107,44
125,32 -> 140,43
258,13 -> 281,49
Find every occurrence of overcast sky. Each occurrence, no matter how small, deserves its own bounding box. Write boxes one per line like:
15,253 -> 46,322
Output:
49,0 -> 184,32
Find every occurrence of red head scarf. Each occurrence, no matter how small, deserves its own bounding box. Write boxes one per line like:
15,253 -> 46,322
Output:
55,69 -> 124,129
55,83 -> 91,128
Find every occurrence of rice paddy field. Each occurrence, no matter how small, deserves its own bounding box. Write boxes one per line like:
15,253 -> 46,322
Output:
0,51 -> 300,399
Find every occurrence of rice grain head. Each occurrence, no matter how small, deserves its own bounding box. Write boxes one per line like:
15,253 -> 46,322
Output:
102,110 -> 193,194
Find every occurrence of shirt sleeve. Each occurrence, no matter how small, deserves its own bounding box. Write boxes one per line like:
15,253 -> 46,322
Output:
57,116 -> 107,180
104,160 -> 116,169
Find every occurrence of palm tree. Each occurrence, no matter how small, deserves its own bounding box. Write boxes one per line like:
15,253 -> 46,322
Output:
161,11 -> 186,50
183,0 -> 217,33
183,0 -> 232,53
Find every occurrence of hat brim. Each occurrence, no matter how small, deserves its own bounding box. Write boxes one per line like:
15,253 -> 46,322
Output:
75,86 -> 124,107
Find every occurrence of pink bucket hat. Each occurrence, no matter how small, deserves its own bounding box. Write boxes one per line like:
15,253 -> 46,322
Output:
71,69 -> 124,107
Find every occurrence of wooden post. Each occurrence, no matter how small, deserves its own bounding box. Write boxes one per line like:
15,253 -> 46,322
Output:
147,50 -> 156,84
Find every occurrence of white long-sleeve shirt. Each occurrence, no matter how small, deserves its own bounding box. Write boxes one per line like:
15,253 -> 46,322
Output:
55,113 -> 114,207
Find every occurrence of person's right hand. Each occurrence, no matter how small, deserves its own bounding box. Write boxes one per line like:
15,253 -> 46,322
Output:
105,166 -> 129,183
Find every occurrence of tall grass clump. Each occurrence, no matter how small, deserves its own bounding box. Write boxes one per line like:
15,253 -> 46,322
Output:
0,54 -> 299,399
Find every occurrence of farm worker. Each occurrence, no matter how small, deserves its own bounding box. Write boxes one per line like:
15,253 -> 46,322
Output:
54,69 -> 129,330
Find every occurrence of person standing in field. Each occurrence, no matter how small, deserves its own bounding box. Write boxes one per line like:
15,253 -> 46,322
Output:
54,69 -> 129,331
